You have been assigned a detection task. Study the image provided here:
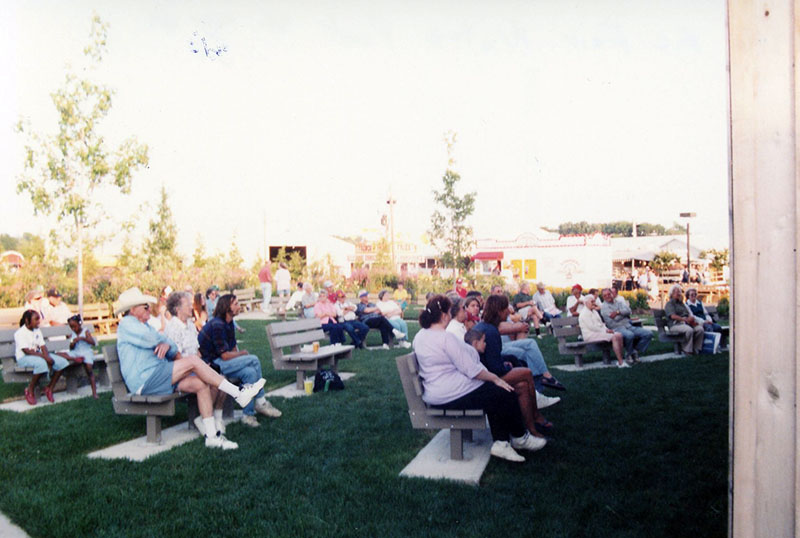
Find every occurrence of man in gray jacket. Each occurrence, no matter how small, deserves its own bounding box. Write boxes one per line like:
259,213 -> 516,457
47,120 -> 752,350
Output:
600,288 -> 652,362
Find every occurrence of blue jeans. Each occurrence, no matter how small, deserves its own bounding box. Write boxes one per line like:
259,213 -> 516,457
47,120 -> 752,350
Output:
341,320 -> 369,346
213,354 -> 264,416
321,322 -> 346,344
387,318 -> 408,340
502,338 -> 548,376
542,312 -> 561,323
615,325 -> 653,355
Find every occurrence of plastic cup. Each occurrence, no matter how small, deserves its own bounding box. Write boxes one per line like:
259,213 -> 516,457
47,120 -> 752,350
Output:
304,379 -> 313,394
312,341 -> 319,353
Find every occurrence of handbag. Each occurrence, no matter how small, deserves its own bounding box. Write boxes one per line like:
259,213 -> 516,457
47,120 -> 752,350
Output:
313,368 -> 344,392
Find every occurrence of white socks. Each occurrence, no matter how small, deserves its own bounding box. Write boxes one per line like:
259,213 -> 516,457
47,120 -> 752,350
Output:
202,417 -> 216,437
218,379 -> 240,397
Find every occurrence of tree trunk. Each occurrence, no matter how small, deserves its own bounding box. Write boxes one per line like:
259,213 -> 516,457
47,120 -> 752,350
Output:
77,216 -> 84,316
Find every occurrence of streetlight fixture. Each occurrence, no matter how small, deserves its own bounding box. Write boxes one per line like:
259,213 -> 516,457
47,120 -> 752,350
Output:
680,212 -> 697,275
387,191 -> 397,271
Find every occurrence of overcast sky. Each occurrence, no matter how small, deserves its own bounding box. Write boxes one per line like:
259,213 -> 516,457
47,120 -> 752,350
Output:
1,0 -> 730,263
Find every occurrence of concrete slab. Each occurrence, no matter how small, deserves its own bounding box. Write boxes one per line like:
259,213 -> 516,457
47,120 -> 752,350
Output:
552,351 -> 682,372
0,385 -> 110,412
266,373 -> 355,399
399,428 -> 492,486
0,512 -> 29,538
87,411 -> 244,461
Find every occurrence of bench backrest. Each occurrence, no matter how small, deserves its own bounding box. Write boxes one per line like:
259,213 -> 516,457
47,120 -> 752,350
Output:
0,324 -> 82,358
705,305 -> 720,323
102,345 -> 132,400
550,316 -> 583,353
395,352 -> 433,429
265,318 -> 326,360
234,288 -> 256,301
0,307 -> 27,329
652,309 -> 670,334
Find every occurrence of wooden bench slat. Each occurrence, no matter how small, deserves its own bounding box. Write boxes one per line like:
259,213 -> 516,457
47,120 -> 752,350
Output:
267,318 -> 322,335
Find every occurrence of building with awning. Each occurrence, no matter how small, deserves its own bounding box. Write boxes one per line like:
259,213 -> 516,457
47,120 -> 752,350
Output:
473,230 -> 612,288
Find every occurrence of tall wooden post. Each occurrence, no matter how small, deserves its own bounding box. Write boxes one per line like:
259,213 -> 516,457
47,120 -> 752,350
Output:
728,1 -> 799,536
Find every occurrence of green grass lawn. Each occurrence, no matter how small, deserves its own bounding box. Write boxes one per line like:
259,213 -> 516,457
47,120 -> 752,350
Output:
0,320 -> 728,538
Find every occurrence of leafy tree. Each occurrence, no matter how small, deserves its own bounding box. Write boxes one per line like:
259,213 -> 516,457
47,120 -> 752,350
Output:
0,233 -> 46,261
144,185 -> 180,270
650,250 -> 680,271
15,16 -> 149,312
700,248 -> 729,271
429,132 -> 476,275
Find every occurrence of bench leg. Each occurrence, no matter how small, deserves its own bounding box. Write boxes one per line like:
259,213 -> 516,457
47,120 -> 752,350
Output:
574,354 -> 584,368
94,365 -> 110,387
673,342 -> 682,354
450,429 -> 464,460
65,373 -> 80,394
602,348 -> 612,365
146,415 -> 163,445
223,394 -> 235,419
296,371 -> 305,390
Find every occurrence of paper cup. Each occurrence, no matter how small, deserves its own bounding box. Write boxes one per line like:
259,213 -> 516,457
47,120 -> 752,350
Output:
304,379 -> 313,394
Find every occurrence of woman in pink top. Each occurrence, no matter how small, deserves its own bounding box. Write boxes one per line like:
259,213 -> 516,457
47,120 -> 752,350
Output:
313,292 -> 346,345
412,295 -> 547,463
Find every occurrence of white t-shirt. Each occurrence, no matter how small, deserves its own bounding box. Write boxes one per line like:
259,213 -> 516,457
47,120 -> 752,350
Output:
275,268 -> 291,291
566,295 -> 584,316
376,299 -> 402,320
42,301 -> 72,325
335,301 -> 357,321
15,325 -> 45,360
446,319 -> 467,341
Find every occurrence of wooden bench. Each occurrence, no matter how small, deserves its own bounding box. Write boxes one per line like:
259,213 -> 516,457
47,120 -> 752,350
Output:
0,323 -> 108,394
0,307 -> 26,329
103,345 -> 190,444
71,303 -> 118,334
550,316 -> 613,368
395,352 -> 487,460
652,309 -> 685,354
266,318 -> 354,390
233,288 -> 260,312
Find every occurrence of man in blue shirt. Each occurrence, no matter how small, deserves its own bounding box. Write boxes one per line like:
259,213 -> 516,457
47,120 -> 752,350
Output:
198,294 -> 282,427
355,290 -> 402,349
116,287 -> 264,450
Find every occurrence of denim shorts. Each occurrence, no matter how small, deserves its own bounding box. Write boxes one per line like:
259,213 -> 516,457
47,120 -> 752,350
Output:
140,360 -> 177,395
16,353 -> 69,375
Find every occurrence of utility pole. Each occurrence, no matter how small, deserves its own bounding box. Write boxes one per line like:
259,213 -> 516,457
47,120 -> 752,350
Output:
679,212 -> 696,274
387,191 -> 397,271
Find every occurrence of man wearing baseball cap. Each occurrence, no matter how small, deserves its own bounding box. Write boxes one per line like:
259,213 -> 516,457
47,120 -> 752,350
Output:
42,288 -> 72,326
355,290 -> 402,349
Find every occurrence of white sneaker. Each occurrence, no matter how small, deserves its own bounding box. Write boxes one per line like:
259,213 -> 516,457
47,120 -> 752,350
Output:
205,432 -> 238,450
511,431 -> 547,452
396,341 -> 411,349
193,416 -> 206,435
392,328 -> 406,339
235,378 -> 266,408
617,361 -> 631,368
381,344 -> 390,350
255,400 -> 282,418
536,334 -> 543,340
536,392 -> 561,410
490,440 -> 525,462
240,414 -> 260,428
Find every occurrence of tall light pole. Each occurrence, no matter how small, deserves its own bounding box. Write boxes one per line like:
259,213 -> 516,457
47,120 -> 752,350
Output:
680,212 -> 696,274
387,191 -> 397,271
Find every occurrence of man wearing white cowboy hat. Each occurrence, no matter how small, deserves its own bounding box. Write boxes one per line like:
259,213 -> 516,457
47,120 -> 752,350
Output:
115,287 -> 265,450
